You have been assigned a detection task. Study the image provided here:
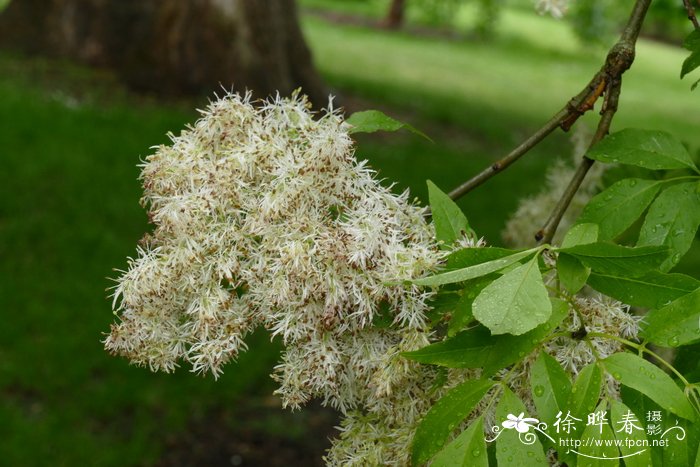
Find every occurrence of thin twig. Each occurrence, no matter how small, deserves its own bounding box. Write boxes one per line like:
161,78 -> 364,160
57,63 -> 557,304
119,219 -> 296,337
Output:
448,0 -> 651,202
535,82 -> 621,243
535,0 -> 652,243
447,73 -> 606,200
683,0 -> 700,29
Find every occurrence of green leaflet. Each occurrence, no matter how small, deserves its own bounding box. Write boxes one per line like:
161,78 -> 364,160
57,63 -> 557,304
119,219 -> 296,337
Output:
587,129 -> 697,171
642,287 -> 700,347
530,351 -> 572,424
587,270 -> 699,309
446,278 -> 492,337
346,109 -> 431,140
403,298 -> 568,376
495,387 -> 548,467
427,180 -> 474,248
576,400 -> 619,467
558,253 -> 589,294
577,178 -> 662,240
610,399 -> 652,467
472,255 -> 551,335
638,182 -> 700,272
557,242 -> 669,277
414,247 -> 540,286
558,223 -> 598,294
603,353 -> 695,421
682,30 -> 700,87
430,416 -> 488,467
566,363 -> 603,437
561,223 -> 600,248
410,378 -> 494,466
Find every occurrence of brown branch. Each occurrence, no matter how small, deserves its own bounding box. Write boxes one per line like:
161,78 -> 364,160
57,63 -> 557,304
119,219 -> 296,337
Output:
683,0 -> 700,29
448,0 -> 651,202
534,0 -> 652,244
535,82 -> 621,243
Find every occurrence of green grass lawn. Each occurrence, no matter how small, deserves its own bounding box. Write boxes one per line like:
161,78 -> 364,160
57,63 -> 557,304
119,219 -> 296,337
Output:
1,3 -> 699,465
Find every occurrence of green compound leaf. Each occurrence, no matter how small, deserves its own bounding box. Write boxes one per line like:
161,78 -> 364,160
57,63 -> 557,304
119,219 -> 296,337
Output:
346,110 -> 432,140
415,247 -> 540,287
577,400 -> 619,467
642,287 -> 700,348
430,416 -> 488,467
495,387 -> 548,467
472,255 -> 551,335
587,129 -> 697,171
427,180 -> 474,248
610,399 -> 653,467
587,270 -> 700,309
411,378 -> 494,466
603,353 -> 695,421
557,242 -> 669,277
577,178 -> 663,241
638,182 -> 700,272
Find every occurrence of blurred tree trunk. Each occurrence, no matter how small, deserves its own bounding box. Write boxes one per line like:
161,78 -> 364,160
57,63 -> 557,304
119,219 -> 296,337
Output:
382,0 -> 406,29
0,0 -> 328,103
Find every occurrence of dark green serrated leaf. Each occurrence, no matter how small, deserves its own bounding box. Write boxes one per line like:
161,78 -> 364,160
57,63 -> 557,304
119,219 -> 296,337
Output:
577,400 -> 619,467
558,253 -> 590,294
642,287 -> 700,348
577,178 -> 663,240
531,351 -> 571,423
411,378 -> 494,466
557,242 -> 669,277
402,326 -> 494,368
685,30 -> 700,50
610,399 -> 652,467
447,279 -> 491,337
472,256 -> 551,335
415,247 -> 540,287
587,270 -> 699,309
403,298 -> 568,375
638,182 -> 700,272
346,110 -> 431,140
558,223 -> 598,294
427,180 -> 474,248
495,387 -> 548,467
587,129 -> 697,171
481,298 -> 567,375
603,353 -> 695,421
682,51 -> 700,79
568,363 -> 603,426
431,416 -> 488,467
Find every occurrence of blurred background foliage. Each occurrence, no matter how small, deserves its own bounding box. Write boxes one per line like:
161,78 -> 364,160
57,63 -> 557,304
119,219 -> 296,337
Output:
1,0 -> 699,465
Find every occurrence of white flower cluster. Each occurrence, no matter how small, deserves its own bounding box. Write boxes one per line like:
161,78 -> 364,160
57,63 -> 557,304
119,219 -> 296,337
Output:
536,0 -> 571,18
105,92 -> 447,464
